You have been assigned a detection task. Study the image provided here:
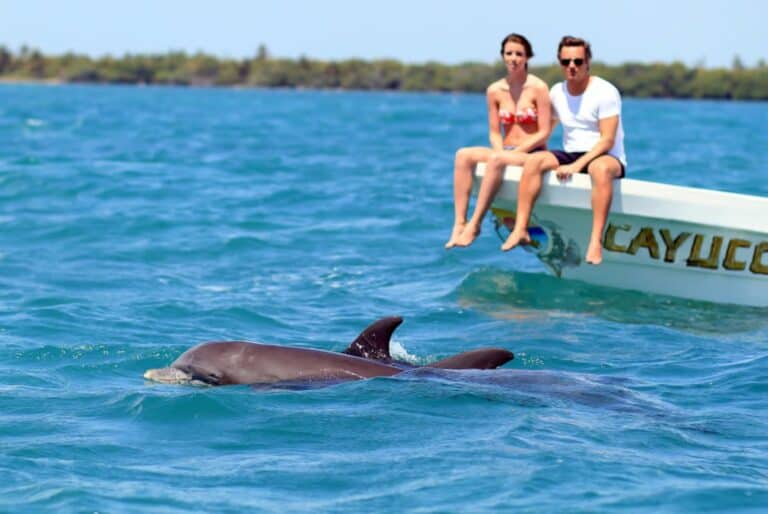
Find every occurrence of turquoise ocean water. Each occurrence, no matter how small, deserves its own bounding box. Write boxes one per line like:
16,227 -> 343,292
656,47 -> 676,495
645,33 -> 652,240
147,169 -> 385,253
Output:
1,84 -> 767,512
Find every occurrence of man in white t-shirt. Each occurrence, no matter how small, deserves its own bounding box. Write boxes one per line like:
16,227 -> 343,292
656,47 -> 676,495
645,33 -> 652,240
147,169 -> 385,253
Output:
501,36 -> 626,265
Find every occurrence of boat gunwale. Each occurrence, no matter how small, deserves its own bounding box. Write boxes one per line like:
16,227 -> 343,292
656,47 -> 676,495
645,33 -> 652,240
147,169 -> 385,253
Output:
476,164 -> 768,235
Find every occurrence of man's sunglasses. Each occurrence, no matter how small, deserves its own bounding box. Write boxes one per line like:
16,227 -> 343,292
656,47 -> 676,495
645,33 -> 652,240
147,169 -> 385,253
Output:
560,58 -> 585,67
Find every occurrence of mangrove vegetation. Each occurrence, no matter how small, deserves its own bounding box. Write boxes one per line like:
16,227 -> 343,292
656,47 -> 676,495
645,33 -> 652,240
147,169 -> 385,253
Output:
1,44 -> 767,100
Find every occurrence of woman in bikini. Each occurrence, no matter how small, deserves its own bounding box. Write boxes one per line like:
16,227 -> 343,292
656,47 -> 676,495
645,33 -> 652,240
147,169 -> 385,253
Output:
445,33 -> 551,249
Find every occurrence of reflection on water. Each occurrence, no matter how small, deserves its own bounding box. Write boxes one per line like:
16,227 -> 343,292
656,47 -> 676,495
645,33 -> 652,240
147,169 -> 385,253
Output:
456,268 -> 768,334
397,367 -> 669,414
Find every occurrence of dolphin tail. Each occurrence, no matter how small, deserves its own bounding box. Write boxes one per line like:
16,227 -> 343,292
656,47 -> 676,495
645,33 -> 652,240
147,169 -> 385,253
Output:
342,316 -> 403,361
428,348 -> 514,370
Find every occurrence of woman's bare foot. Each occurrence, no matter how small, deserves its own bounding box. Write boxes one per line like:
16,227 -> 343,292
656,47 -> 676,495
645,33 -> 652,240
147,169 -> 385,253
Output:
501,230 -> 531,252
585,240 -> 603,265
454,223 -> 481,247
444,222 -> 466,249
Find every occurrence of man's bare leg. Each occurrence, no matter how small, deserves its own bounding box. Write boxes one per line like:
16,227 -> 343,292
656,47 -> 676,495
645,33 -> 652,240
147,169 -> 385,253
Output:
502,152 -> 559,251
585,156 -> 623,264
446,147 -> 492,249
455,150 -> 528,247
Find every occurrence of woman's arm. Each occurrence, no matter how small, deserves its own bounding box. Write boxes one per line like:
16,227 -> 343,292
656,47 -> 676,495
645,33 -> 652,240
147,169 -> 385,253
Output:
486,87 -> 504,151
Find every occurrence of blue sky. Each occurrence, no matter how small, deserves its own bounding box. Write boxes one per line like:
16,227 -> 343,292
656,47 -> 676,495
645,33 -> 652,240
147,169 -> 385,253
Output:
1,0 -> 764,68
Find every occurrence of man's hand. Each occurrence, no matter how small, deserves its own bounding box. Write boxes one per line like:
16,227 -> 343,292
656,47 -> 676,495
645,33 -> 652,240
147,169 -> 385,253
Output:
556,164 -> 580,180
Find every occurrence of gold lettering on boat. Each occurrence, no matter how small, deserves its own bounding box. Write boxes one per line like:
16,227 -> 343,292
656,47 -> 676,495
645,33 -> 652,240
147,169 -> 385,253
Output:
750,242 -> 768,275
626,227 -> 660,259
659,229 -> 691,263
603,223 -> 630,252
561,218 -> 766,276
722,239 -> 751,271
686,235 -> 724,269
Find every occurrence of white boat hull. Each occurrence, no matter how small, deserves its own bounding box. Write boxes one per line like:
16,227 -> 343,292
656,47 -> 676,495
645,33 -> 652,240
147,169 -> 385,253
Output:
475,164 -> 768,307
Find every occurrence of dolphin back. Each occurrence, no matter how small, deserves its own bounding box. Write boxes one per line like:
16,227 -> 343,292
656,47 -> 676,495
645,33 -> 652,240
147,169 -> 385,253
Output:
428,348 -> 514,370
343,317 -> 513,371
169,340 -> 404,385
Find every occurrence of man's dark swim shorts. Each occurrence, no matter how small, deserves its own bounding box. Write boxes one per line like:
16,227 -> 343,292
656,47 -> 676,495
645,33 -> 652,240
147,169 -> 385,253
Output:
550,150 -> 626,178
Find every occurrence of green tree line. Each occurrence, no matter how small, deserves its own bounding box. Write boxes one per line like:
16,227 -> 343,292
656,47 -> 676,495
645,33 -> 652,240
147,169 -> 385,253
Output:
2,44 -> 767,100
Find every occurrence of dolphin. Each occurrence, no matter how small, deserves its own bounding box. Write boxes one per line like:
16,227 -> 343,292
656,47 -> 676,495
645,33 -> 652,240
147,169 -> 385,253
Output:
143,316 -> 513,386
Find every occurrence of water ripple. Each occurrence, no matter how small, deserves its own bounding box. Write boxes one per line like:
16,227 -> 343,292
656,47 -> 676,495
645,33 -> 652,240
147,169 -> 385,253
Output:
0,85 -> 767,512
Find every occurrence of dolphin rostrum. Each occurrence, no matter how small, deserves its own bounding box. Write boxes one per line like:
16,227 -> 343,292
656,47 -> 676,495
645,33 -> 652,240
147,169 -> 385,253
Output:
143,316 -> 513,386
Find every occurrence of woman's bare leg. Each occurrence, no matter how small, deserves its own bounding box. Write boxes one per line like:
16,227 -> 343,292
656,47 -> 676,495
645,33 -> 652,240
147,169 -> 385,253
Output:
446,146 -> 492,249
455,150 -> 528,247
501,152 -> 559,251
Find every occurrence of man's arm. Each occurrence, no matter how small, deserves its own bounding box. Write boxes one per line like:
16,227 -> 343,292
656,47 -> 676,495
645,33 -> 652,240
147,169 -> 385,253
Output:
486,87 -> 504,151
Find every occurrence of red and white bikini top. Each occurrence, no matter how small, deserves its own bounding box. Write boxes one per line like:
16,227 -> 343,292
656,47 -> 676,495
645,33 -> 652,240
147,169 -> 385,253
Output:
499,107 -> 538,126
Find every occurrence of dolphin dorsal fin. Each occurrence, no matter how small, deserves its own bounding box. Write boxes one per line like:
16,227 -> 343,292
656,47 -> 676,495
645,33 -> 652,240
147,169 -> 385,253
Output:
428,348 -> 514,370
342,316 -> 403,361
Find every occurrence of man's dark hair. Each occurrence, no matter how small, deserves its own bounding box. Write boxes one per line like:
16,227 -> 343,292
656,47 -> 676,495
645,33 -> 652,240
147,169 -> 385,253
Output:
557,35 -> 592,60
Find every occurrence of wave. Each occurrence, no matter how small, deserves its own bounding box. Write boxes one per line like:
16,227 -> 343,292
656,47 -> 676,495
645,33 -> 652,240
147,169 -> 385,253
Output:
455,267 -> 768,334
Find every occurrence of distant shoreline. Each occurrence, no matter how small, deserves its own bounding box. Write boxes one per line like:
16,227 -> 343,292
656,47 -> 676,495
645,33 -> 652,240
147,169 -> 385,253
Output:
4,79 -> 768,104
0,77 -> 62,85
1,46 -> 767,100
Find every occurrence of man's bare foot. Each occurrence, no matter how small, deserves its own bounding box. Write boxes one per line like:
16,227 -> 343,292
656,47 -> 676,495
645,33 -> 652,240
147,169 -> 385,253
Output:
444,223 -> 466,249
454,223 -> 481,247
585,240 -> 603,265
501,230 -> 531,252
